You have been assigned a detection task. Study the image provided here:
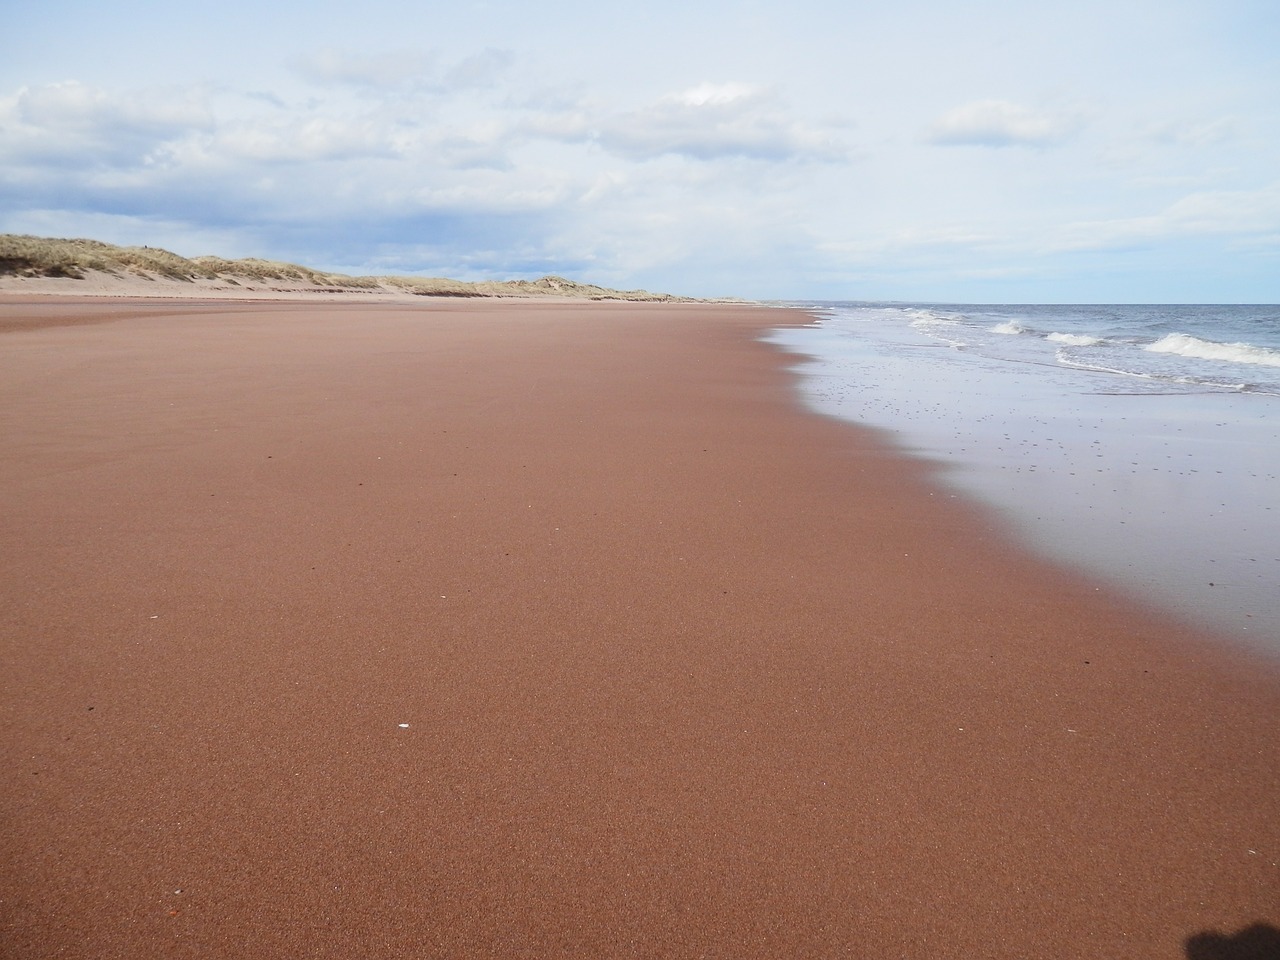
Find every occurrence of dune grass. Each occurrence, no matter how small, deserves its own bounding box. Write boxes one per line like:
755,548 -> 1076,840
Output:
0,235 -> 376,287
0,235 -> 207,281
0,234 -> 682,301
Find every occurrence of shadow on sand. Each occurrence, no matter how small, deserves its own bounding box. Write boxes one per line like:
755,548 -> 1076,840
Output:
1186,923 -> 1280,960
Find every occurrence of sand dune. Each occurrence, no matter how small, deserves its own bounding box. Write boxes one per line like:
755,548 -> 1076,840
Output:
0,234 -> 687,302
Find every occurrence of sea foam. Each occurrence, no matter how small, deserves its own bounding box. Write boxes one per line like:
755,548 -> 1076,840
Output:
908,311 -> 966,347
1147,333 -> 1280,368
1047,332 -> 1105,346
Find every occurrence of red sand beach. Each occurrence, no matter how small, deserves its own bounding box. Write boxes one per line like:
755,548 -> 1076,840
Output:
1,296 -> 1277,958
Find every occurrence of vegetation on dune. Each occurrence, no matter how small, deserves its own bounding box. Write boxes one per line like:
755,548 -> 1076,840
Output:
0,234 -> 682,301
381,275 -> 490,298
0,235 -> 207,281
0,235 -> 373,287
383,274 -> 674,300
189,255 -> 378,287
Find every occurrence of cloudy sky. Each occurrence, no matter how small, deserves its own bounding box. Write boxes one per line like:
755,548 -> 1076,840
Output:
3,0 -> 1277,300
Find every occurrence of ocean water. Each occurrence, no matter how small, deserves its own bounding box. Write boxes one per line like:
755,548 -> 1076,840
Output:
766,303 -> 1280,653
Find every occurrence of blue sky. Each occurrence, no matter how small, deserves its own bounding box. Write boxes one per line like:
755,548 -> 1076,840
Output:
3,0 -> 1278,300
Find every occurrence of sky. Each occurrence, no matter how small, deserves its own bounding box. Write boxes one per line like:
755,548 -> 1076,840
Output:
3,0 -> 1278,300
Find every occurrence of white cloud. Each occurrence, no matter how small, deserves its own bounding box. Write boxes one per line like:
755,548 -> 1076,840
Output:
594,83 -> 845,162
408,179 -> 572,214
928,99 -> 1079,147
14,80 -> 209,131
819,226 -> 1001,262
673,82 -> 758,107
294,49 -> 437,88
293,48 -> 514,93
213,115 -> 403,163
1142,116 -> 1240,147
1054,182 -> 1280,251
517,108 -> 593,141
505,82 -> 848,163
443,49 -> 516,90
0,81 -> 212,167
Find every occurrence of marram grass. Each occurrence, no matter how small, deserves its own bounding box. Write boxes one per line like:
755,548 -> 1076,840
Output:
0,234 -> 679,301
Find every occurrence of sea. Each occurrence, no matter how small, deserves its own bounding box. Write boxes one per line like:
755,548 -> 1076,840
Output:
766,303 -> 1280,654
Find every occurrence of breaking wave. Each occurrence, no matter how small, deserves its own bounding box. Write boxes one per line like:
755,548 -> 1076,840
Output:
1047,332 -> 1106,347
1146,333 -> 1280,368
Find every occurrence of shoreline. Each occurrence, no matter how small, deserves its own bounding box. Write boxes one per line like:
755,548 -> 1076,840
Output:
2,295 -> 1276,958
766,304 -> 1280,650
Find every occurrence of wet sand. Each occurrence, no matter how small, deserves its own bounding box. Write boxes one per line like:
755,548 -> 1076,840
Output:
1,296 -> 1277,958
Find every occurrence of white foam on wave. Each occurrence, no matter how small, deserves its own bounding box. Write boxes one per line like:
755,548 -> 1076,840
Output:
991,320 -> 1026,335
908,311 -> 967,348
1055,349 -> 1157,380
1147,333 -> 1280,368
1055,349 -> 1251,392
907,310 -> 960,327
1047,332 -> 1106,346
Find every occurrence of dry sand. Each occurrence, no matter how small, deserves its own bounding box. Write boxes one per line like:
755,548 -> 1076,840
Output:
1,295 -> 1277,959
